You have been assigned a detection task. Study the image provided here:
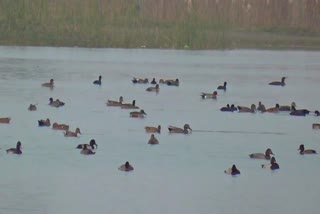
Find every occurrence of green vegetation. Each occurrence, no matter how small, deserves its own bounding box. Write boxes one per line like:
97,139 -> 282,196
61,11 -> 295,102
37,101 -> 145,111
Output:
0,0 -> 320,49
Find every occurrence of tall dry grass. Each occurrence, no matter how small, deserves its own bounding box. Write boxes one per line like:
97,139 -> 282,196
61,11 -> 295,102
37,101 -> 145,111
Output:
0,0 -> 319,49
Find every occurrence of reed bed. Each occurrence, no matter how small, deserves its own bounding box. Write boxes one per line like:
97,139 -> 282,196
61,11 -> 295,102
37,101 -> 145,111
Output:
0,0 -> 319,49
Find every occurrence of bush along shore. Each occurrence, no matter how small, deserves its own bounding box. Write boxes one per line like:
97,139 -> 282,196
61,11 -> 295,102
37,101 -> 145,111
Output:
0,0 -> 320,50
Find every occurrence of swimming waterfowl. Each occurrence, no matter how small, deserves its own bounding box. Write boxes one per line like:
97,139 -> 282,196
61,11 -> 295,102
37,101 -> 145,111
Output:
118,161 -> 134,171
28,104 -> 37,111
107,96 -> 124,107
42,79 -> 54,88
64,128 -> 81,137
224,165 -> 240,176
80,144 -> 95,155
130,110 -> 147,118
201,91 -> 217,99
166,78 -> 179,86
257,101 -> 266,112
121,100 -> 139,109
238,104 -> 256,113
52,122 -> 69,131
261,157 -> 280,170
38,118 -> 51,127
0,117 -> 11,123
77,139 -> 98,149
312,123 -> 320,129
266,104 -> 280,113
132,78 -> 148,84
278,102 -> 296,111
146,84 -> 160,92
314,110 -> 320,116
298,144 -> 317,155
168,124 -> 192,134
150,78 -> 157,84
6,141 -> 22,154
145,125 -> 161,134
148,134 -> 159,145
49,98 -> 65,107
217,81 -> 227,90
290,105 -> 310,116
249,148 -> 274,160
269,77 -> 286,86
93,75 -> 102,85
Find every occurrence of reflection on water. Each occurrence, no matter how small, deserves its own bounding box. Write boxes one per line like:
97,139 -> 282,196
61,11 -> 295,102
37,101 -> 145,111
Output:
0,46 -> 320,214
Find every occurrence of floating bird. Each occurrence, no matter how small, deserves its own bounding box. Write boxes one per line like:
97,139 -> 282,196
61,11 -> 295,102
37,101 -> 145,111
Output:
262,157 -> 280,170
168,124 -> 192,134
217,81 -> 227,90
52,122 -> 69,131
80,144 -> 95,155
146,84 -> 160,92
121,100 -> 139,109
107,96 -> 124,107
130,110 -> 147,118
118,161 -> 134,171
0,117 -> 11,124
298,144 -> 317,155
28,104 -> 37,111
249,148 -> 274,160
145,125 -> 161,134
269,77 -> 286,86
150,78 -> 157,84
238,104 -> 256,113
6,141 -> 22,154
132,78 -> 148,84
148,134 -> 159,145
64,128 -> 81,137
93,75 -> 102,85
42,79 -> 54,88
201,91 -> 217,99
38,118 -> 50,127
49,98 -> 65,107
77,139 -> 98,150
224,165 -> 240,176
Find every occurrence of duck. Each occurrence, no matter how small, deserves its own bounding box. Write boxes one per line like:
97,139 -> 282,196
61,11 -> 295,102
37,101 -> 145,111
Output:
217,81 -> 227,90
150,78 -> 157,84
6,141 -> 22,154
279,102 -> 296,111
257,101 -> 266,112
28,104 -> 37,111
314,110 -> 320,116
129,110 -> 147,118
132,78 -> 148,84
146,84 -> 160,92
269,77 -> 286,86
238,104 -> 256,113
118,161 -> 134,171
298,144 -> 317,155
106,96 -> 124,107
0,117 -> 11,123
148,134 -> 159,145
266,104 -> 280,113
290,105 -> 310,116
312,123 -> 320,129
249,148 -> 274,160
64,128 -> 81,137
80,144 -> 95,155
166,78 -> 179,86
224,165 -> 240,176
201,91 -> 217,99
145,125 -> 161,134
168,124 -> 192,134
77,139 -> 98,149
38,118 -> 51,127
121,100 -> 139,109
262,157 -> 280,170
220,104 -> 231,112
52,122 -> 69,131
49,98 -> 65,107
93,75 -> 102,85
42,79 -> 54,88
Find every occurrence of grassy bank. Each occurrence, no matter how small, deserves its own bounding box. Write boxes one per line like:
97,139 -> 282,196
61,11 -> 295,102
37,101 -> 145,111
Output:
0,0 -> 320,49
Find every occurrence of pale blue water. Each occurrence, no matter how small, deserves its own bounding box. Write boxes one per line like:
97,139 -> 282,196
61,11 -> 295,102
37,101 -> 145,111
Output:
0,46 -> 320,214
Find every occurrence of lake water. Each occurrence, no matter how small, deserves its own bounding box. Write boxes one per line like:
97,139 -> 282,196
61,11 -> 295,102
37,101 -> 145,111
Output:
0,46 -> 319,214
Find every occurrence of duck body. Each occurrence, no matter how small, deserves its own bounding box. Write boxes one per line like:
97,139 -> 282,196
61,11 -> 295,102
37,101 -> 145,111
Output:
238,104 -> 256,113
266,104 -> 280,113
312,123 -> 320,129
145,125 -> 161,134
52,122 -> 69,131
80,145 -> 95,155
119,161 -> 134,171
6,141 -> 22,154
132,78 -> 148,84
64,128 -> 81,137
42,79 -> 54,88
262,157 -> 280,170
201,91 -> 217,99
249,148 -> 274,160
217,81 -> 227,90
49,98 -> 65,108
38,118 -> 51,127
224,165 -> 240,176
220,104 -> 237,112
298,144 -> 317,155
28,104 -> 37,111
269,77 -> 286,86
150,78 -> 157,84
130,110 -> 147,118
77,139 -> 98,149
121,100 -> 139,109
148,134 -> 159,145
168,124 -> 192,134
93,75 -> 102,85
0,117 -> 11,123
146,84 -> 160,92
107,96 -> 124,107
166,79 -> 179,86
